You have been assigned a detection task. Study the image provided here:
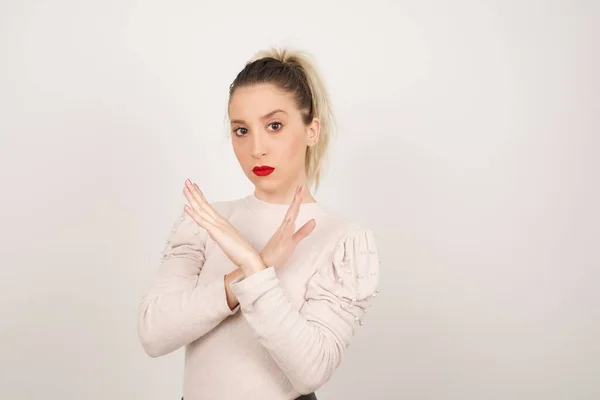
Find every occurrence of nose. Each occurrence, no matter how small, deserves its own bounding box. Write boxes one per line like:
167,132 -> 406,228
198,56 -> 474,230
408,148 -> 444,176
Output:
250,131 -> 267,159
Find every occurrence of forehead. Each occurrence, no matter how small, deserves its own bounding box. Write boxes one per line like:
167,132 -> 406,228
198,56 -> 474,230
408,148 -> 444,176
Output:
228,83 -> 297,117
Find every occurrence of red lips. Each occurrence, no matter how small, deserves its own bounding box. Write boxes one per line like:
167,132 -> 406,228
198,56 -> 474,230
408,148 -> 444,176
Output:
252,165 -> 275,176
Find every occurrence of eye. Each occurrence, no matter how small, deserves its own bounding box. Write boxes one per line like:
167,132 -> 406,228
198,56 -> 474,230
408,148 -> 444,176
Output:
233,127 -> 248,136
268,121 -> 283,132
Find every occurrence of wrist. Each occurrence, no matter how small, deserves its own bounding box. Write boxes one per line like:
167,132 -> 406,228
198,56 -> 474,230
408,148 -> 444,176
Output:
241,254 -> 267,276
224,270 -> 243,310
226,268 -> 244,283
259,251 -> 272,269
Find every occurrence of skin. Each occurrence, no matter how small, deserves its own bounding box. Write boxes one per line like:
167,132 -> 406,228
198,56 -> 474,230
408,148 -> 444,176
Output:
182,82 -> 322,310
229,83 -> 320,204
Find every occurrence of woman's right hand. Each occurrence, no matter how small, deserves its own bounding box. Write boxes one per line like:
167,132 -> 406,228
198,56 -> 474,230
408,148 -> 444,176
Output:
259,185 -> 316,269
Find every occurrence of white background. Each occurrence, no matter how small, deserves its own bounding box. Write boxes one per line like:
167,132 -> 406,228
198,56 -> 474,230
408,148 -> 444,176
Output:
0,0 -> 598,399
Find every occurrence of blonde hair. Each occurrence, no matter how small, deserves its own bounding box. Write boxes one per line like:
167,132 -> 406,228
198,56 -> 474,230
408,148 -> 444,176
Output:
228,48 -> 336,191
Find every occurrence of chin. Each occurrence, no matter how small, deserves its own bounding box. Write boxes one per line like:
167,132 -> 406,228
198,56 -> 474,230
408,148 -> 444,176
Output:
248,174 -> 282,193
252,179 -> 279,193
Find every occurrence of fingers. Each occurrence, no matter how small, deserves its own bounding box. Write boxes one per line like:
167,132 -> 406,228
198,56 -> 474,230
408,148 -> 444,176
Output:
190,181 -> 221,221
183,185 -> 209,220
283,185 -> 304,225
184,204 -> 214,230
183,180 -> 218,224
292,218 -> 316,243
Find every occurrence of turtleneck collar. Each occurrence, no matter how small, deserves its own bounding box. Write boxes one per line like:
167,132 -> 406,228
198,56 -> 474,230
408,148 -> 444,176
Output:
245,192 -> 322,213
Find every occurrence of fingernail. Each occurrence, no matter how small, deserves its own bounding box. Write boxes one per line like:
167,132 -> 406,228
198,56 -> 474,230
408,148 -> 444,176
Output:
296,185 -> 300,194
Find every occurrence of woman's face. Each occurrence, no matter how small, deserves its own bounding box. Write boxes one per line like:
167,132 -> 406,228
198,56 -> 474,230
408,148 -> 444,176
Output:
228,83 -> 319,198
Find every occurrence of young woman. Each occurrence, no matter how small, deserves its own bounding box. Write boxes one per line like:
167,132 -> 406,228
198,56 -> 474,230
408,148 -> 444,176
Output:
138,48 -> 381,400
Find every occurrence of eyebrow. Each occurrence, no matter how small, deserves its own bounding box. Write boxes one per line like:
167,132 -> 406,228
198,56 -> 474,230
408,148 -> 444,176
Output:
230,109 -> 288,125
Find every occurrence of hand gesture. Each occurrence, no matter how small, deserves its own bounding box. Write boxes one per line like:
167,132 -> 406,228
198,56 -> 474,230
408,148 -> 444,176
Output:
183,180 -> 264,274
260,185 -> 317,268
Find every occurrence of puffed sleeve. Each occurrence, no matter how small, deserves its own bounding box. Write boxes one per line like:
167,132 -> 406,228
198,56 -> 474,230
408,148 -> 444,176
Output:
229,228 -> 380,394
137,210 -> 238,358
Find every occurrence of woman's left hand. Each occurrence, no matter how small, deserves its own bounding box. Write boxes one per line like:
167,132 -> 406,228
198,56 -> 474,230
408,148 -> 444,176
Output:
183,179 -> 265,274
259,185 -> 316,269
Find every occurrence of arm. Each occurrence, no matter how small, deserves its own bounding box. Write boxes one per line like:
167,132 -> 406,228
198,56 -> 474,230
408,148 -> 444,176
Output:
224,268 -> 245,309
137,211 -> 239,358
228,229 -> 380,394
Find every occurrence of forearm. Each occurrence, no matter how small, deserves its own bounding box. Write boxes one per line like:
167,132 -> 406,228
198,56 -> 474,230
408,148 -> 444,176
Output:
224,268 -> 244,310
138,275 -> 237,358
224,255 -> 267,309
229,269 -> 350,394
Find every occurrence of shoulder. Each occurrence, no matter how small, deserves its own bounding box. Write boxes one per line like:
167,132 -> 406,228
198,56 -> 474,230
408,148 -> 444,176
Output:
308,209 -> 380,302
314,206 -> 378,250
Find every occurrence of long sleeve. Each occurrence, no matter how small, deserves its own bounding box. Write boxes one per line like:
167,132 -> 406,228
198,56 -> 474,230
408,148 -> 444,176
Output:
229,228 -> 380,394
137,210 -> 238,358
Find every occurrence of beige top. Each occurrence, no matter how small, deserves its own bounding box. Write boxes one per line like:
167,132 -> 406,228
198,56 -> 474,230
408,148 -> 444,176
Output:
137,193 -> 380,400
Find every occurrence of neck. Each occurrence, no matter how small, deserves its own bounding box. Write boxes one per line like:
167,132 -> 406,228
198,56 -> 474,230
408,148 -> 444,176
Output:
254,181 -> 316,205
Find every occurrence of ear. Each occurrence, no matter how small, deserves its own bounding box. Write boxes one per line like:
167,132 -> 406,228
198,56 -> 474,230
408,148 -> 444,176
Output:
306,118 -> 321,147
